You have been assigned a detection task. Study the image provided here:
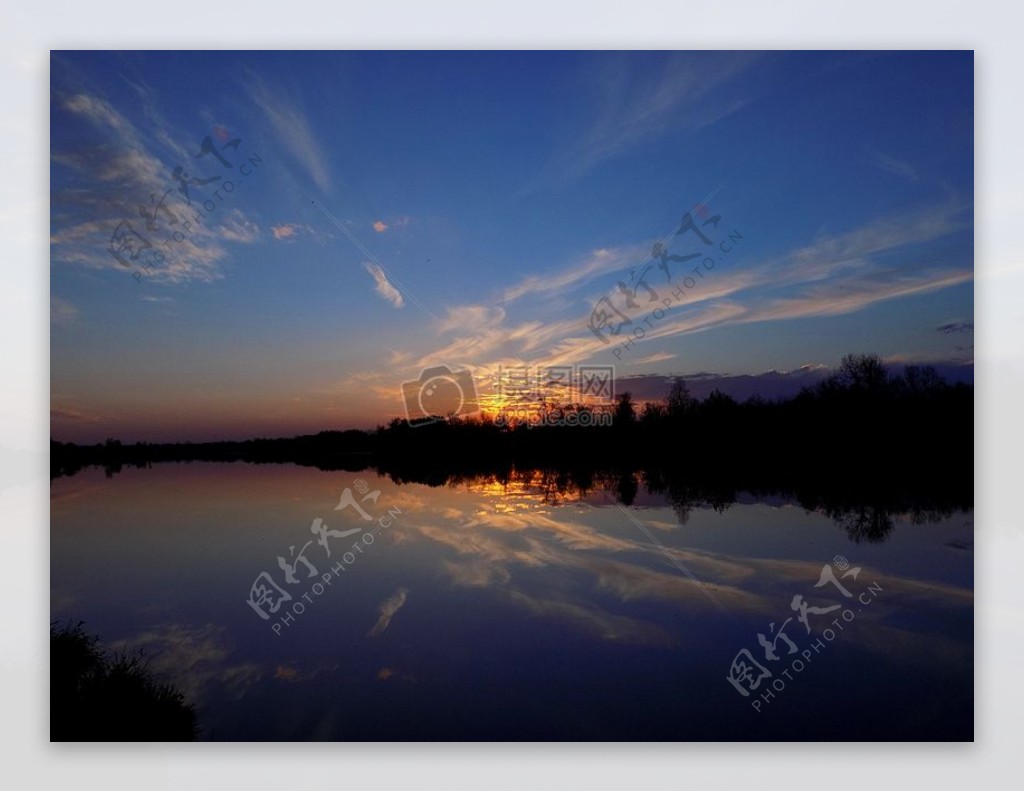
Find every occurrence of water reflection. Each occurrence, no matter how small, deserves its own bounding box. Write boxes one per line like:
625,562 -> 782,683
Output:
51,462 -> 972,740
433,466 -> 965,544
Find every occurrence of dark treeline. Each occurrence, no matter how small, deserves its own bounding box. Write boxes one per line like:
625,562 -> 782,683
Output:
51,428 -> 375,479
52,354 -> 972,541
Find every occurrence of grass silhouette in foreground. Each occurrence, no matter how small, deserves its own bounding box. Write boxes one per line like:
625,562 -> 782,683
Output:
50,621 -> 198,741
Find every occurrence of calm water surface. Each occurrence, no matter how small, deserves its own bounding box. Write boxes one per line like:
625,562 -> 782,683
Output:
50,462 -> 973,740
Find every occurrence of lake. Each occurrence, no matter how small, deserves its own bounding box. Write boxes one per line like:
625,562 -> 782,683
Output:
50,461 -> 973,740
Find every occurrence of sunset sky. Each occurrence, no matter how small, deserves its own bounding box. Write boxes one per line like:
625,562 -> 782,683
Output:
50,50 -> 974,442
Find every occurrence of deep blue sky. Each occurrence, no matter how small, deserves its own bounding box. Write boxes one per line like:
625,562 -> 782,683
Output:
50,51 -> 973,441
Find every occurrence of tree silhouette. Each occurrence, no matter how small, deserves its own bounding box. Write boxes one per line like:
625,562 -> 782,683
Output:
614,392 -> 636,427
666,378 -> 695,419
898,364 -> 945,395
831,353 -> 888,393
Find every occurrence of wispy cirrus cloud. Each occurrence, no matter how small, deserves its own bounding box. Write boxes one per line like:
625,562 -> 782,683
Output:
364,261 -> 404,308
245,74 -> 331,192
63,93 -> 151,154
739,268 -> 973,325
217,209 -> 261,244
50,208 -> 263,284
51,91 -> 262,284
495,191 -> 961,313
866,149 -> 919,183
54,93 -> 164,197
555,208 -> 972,364
51,219 -> 224,283
501,246 -> 641,303
632,351 -> 677,366
436,304 -> 506,334
50,296 -> 79,326
537,52 -> 758,186
343,200 -> 971,411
